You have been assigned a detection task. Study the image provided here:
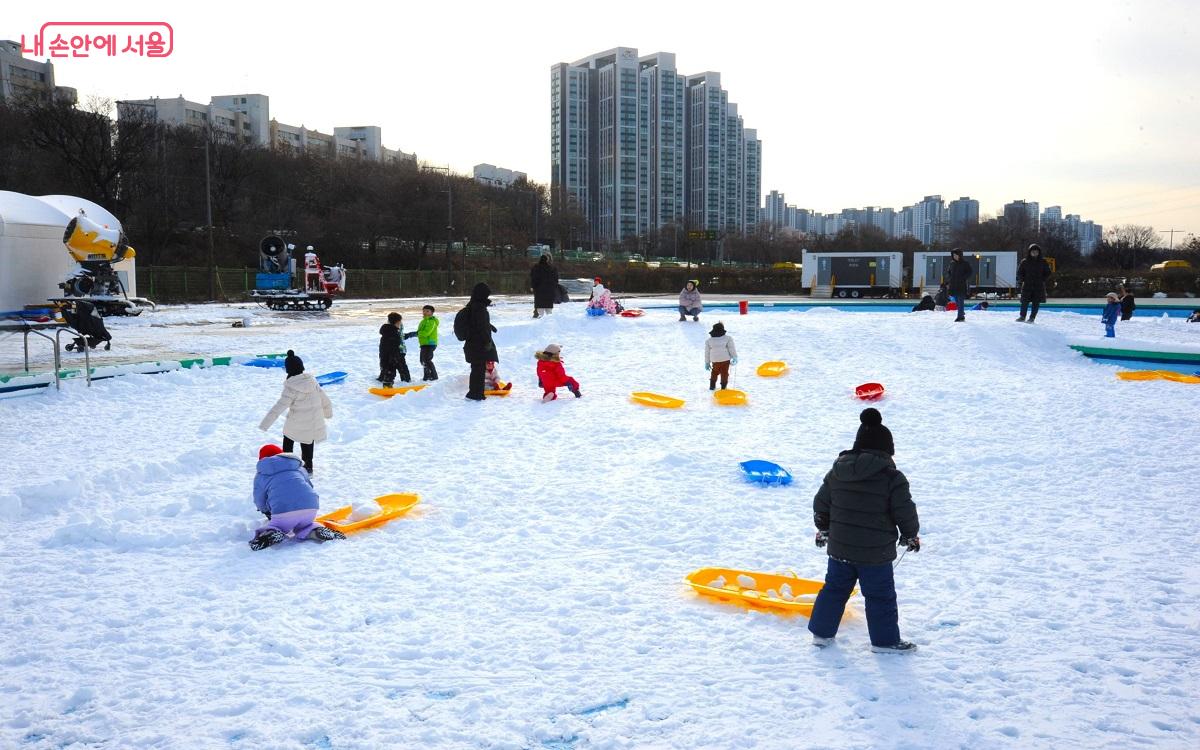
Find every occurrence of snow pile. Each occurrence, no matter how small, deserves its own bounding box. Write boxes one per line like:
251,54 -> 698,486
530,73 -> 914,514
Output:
1,299 -> 1198,748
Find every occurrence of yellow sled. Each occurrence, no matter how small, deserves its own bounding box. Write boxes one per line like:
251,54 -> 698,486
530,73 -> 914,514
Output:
485,381 -> 513,397
756,361 -> 788,377
686,567 -> 855,617
316,493 -> 420,534
369,384 -> 428,397
1116,370 -> 1200,384
631,391 -> 685,408
713,389 -> 747,406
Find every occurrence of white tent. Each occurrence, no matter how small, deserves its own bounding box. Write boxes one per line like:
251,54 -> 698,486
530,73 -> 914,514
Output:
0,191 -> 137,312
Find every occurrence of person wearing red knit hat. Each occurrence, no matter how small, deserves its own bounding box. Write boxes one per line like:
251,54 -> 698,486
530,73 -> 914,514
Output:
249,444 -> 344,550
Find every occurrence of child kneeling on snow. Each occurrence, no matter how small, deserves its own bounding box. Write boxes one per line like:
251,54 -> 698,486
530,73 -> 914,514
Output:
250,444 -> 344,550
535,344 -> 581,402
809,408 -> 920,653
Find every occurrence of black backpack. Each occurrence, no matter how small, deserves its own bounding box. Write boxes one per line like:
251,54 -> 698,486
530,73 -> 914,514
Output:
453,306 -> 470,341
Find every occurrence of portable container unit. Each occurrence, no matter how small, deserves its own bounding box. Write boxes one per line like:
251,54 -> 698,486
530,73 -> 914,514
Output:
912,251 -> 1018,295
800,251 -> 904,298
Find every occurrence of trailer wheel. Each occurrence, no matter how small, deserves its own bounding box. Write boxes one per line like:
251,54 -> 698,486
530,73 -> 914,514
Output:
850,290 -> 861,299
837,289 -> 848,298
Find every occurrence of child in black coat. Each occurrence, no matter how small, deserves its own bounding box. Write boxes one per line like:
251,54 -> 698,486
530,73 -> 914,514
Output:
377,312 -> 411,387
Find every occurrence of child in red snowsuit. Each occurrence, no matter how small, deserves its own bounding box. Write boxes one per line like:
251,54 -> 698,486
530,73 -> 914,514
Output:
535,344 -> 581,402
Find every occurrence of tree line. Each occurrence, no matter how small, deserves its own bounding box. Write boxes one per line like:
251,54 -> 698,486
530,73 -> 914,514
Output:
0,95 -> 1194,275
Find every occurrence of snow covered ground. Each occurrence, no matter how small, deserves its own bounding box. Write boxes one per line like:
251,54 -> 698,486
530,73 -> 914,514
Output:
2,297 -> 1198,749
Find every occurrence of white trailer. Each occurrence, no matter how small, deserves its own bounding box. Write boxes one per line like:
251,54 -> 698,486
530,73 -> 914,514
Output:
801,251 -> 904,298
913,250 -> 1018,296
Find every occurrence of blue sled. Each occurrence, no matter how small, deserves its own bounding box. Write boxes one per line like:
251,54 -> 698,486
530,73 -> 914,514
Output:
243,358 -> 286,368
586,307 -> 607,317
740,460 -> 793,485
316,371 -> 348,386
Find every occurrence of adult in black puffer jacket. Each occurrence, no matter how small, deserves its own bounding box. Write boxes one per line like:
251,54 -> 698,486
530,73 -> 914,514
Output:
461,282 -> 498,400
1016,243 -> 1052,323
945,248 -> 974,322
808,408 -> 921,653
530,255 -> 560,318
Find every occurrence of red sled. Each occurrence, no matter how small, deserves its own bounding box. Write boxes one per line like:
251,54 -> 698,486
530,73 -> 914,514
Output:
620,308 -> 645,318
855,382 -> 885,401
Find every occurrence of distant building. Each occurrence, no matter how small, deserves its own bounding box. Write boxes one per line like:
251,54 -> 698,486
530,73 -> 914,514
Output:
474,163 -> 528,187
1064,214 -> 1103,254
551,47 -> 761,249
1041,205 -> 1062,227
116,93 -> 415,163
0,39 -> 76,104
765,190 -> 786,229
948,196 -> 979,232
1003,199 -> 1040,233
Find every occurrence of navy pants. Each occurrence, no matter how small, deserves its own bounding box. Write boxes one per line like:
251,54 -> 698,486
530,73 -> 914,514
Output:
808,556 -> 901,647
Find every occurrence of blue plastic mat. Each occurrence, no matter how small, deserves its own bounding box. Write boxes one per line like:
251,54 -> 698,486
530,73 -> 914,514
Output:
242,358 -> 286,368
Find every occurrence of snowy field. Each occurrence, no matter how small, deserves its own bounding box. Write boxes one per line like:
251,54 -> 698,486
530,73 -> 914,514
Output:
2,296 -> 1198,749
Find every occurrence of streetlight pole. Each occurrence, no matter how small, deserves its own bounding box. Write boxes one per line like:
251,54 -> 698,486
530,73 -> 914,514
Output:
204,132 -> 215,301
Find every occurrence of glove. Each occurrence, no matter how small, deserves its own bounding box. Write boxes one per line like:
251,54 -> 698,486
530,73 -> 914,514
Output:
705,362 -> 711,371
731,358 -> 738,365
815,530 -> 828,548
490,325 -> 498,333
899,535 -> 920,552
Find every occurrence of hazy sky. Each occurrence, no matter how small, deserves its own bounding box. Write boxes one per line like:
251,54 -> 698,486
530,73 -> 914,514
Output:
9,0 -> 1199,241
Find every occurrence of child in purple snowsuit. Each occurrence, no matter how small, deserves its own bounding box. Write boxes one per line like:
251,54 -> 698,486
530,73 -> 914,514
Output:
250,444 -> 343,550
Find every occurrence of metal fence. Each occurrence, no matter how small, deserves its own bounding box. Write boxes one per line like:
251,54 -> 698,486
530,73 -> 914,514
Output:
139,267 -> 534,303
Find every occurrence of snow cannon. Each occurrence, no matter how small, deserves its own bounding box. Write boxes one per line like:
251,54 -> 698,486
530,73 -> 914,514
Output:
259,234 -> 291,274
54,209 -> 152,316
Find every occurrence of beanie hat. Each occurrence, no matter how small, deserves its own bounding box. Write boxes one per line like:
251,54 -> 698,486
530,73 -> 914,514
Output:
284,349 -> 304,377
259,444 -> 284,460
710,322 -> 726,337
852,408 -> 895,456
544,343 -> 562,355
950,247 -> 963,258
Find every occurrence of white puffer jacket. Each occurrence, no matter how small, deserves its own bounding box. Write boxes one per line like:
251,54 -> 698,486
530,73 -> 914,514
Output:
705,335 -> 737,364
259,373 -> 333,444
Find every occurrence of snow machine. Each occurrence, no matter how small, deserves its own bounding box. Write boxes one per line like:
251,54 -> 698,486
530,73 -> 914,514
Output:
248,235 -> 347,311
49,210 -> 155,316
60,299 -> 112,352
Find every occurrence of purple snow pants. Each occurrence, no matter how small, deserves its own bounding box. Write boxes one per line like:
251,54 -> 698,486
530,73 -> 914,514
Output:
257,509 -> 321,539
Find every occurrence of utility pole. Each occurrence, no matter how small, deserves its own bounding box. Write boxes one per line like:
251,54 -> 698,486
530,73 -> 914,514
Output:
204,133 -> 215,301
1164,228 -> 1181,250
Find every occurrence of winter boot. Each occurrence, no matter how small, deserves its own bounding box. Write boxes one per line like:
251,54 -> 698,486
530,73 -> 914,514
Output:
870,641 -> 918,654
501,382 -> 512,391
692,315 -> 699,321
569,385 -> 582,398
812,635 -> 835,648
679,314 -> 686,321
310,526 -> 346,542
381,381 -> 394,389
1015,315 -> 1026,322
542,391 -> 557,402
249,528 -> 286,551
1025,317 -> 1036,324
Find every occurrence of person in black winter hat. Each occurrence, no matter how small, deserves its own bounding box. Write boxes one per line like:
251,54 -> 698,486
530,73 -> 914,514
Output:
284,349 -> 304,377
945,248 -> 974,322
1016,244 -> 1052,323
460,282 -> 498,400
808,407 -> 921,654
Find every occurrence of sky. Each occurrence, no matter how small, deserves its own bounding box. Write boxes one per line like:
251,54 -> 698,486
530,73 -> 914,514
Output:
7,0 -> 1199,242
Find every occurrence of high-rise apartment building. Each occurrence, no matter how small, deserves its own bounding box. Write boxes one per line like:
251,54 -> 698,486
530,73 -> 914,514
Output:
552,48 -> 761,250
1003,199 -> 1040,233
948,197 -> 980,232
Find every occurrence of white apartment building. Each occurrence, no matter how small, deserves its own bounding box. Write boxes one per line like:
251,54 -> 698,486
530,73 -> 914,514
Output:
474,163 -> 528,187
116,93 -> 415,163
0,40 -> 76,104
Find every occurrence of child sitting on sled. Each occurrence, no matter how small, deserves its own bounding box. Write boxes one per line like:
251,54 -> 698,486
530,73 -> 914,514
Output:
484,360 -> 511,392
250,444 -> 345,551
535,344 -> 581,402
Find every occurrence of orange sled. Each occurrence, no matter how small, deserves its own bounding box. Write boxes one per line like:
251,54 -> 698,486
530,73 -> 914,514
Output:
686,567 -> 855,617
316,493 -> 420,534
369,384 -> 428,397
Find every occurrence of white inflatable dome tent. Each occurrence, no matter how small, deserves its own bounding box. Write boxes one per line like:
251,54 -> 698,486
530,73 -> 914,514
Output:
0,191 -> 138,313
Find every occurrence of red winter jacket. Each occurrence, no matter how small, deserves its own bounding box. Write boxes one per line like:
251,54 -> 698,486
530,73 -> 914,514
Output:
536,358 -> 571,389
